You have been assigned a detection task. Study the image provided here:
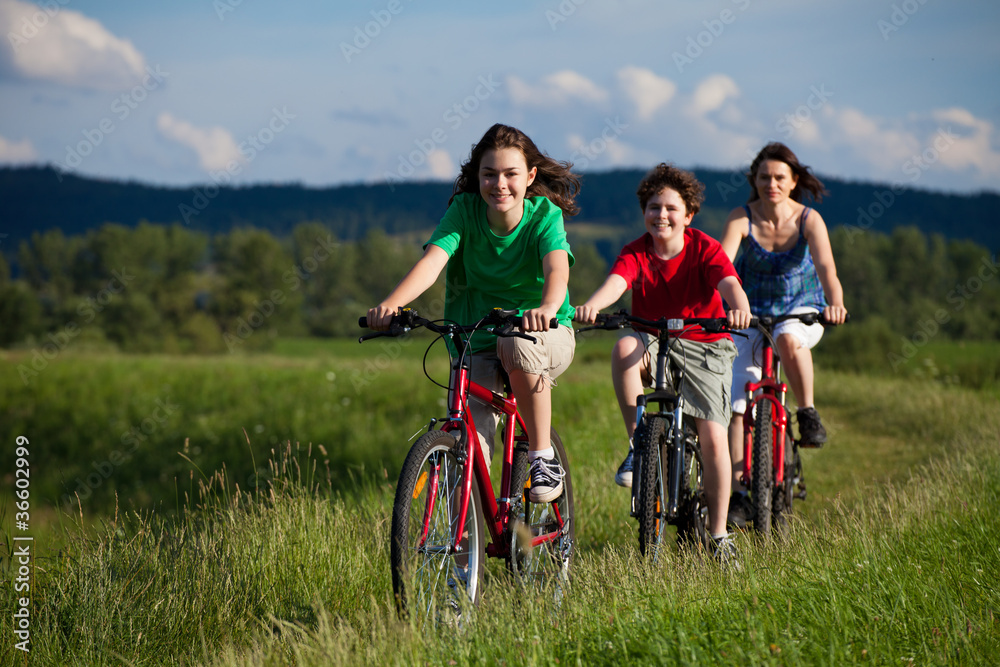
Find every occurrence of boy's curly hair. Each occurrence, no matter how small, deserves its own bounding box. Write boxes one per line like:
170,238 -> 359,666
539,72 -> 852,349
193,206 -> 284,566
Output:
636,163 -> 705,216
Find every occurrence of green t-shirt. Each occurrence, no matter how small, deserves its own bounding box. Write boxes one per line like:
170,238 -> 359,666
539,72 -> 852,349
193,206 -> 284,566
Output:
426,193 -> 575,353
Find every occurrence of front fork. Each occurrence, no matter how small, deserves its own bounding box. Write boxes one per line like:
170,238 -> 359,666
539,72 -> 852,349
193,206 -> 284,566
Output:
741,389 -> 789,488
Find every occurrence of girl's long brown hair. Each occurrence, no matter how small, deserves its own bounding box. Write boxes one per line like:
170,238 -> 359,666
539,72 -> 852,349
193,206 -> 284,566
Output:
747,142 -> 827,203
450,123 -> 581,217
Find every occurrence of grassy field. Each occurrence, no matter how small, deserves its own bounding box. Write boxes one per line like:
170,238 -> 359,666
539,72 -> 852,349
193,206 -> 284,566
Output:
2,337 -> 999,664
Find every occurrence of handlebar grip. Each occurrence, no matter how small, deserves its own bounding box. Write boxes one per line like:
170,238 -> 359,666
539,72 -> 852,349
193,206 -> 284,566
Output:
749,316 -> 759,328
359,316 -> 368,328
549,318 -> 559,329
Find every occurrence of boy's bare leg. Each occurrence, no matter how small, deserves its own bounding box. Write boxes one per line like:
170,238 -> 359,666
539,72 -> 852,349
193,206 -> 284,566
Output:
696,417 -> 732,537
729,413 -> 745,490
611,335 -> 646,439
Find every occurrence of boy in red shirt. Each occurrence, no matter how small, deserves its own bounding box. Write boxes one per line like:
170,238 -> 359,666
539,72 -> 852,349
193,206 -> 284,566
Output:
575,163 -> 752,559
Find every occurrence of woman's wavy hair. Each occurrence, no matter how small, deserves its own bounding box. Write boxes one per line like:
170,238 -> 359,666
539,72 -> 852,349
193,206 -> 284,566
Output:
450,123 -> 581,217
747,142 -> 828,203
636,163 -> 705,216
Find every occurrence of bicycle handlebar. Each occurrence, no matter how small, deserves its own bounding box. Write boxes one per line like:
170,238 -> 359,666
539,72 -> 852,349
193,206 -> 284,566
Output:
576,310 -> 738,334
751,311 -> 850,329
358,308 -> 558,344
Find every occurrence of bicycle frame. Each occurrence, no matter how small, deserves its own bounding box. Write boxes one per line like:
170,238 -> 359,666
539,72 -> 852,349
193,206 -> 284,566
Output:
636,329 -> 687,521
742,341 -> 790,486
425,332 -> 564,559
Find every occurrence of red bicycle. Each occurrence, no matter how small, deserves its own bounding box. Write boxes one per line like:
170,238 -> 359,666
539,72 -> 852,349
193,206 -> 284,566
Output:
359,308 -> 574,625
742,312 -> 845,536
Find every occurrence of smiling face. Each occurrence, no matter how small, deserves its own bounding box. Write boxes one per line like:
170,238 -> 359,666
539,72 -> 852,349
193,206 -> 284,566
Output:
643,187 -> 692,254
754,159 -> 799,204
478,147 -> 537,232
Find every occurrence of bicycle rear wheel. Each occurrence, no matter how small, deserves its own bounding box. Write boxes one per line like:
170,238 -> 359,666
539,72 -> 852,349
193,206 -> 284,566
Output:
636,416 -> 669,559
675,422 -> 711,553
390,430 -> 484,625
508,429 -> 575,595
750,401 -> 774,537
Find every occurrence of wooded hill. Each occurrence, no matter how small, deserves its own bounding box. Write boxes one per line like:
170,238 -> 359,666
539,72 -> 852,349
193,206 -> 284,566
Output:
2,166 -> 998,262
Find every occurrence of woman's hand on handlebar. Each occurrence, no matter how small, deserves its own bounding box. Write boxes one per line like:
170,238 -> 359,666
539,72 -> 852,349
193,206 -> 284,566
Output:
727,308 -> 754,330
823,304 -> 849,326
366,304 -> 399,332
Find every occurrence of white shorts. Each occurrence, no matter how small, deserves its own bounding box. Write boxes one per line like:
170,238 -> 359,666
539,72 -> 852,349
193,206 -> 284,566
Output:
731,306 -> 824,414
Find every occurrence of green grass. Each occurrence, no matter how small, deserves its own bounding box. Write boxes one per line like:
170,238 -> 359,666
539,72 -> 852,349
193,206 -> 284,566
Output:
1,338 -> 999,664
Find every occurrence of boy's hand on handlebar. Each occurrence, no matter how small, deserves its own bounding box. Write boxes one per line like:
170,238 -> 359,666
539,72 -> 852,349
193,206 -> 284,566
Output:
366,304 -> 399,331
573,304 -> 600,325
522,306 -> 557,332
727,309 -> 754,330
823,305 -> 848,325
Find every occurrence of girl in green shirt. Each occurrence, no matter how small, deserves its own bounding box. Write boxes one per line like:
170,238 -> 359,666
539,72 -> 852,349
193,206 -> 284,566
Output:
368,123 -> 579,503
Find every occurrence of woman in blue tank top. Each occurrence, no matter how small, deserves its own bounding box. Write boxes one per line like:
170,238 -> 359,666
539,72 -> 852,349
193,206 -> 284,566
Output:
719,143 -> 848,527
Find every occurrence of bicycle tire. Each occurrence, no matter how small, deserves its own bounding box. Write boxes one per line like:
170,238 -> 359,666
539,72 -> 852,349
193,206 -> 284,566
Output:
675,422 -> 711,553
390,430 -> 485,625
508,428 -> 575,595
771,430 -> 795,537
636,416 -> 668,559
751,401 -> 774,537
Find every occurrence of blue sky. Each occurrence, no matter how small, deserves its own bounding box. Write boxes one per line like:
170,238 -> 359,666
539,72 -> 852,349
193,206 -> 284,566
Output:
1,0 -> 998,194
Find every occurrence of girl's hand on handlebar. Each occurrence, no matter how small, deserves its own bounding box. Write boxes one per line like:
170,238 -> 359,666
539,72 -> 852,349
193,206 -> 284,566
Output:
522,305 -> 557,332
727,308 -> 754,330
823,305 -> 848,326
366,304 -> 399,332
573,304 -> 600,325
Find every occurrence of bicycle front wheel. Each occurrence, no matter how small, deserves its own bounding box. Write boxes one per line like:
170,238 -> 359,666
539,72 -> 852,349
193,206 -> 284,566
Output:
772,430 -> 796,537
390,429 -> 485,625
636,416 -> 669,559
508,429 -> 575,595
751,401 -> 774,537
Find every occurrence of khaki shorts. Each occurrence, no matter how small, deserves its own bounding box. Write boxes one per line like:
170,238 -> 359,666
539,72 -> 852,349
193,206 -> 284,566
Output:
468,325 -> 576,461
629,331 -> 736,427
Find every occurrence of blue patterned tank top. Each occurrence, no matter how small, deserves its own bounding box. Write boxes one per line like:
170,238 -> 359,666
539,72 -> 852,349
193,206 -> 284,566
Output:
734,205 -> 827,317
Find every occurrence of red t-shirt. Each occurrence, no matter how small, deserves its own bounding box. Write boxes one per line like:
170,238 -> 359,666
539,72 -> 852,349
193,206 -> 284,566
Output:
610,228 -> 739,343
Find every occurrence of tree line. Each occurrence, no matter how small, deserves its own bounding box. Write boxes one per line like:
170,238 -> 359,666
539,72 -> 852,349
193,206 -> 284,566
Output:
1,221 -> 997,361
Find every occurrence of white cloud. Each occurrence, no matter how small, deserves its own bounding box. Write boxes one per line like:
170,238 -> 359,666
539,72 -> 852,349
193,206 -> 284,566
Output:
507,70 -> 608,108
0,134 -> 36,163
690,74 -> 740,115
616,66 -> 676,121
0,0 -> 147,90
929,108 -> 1000,177
426,149 -> 454,180
157,113 -> 244,172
